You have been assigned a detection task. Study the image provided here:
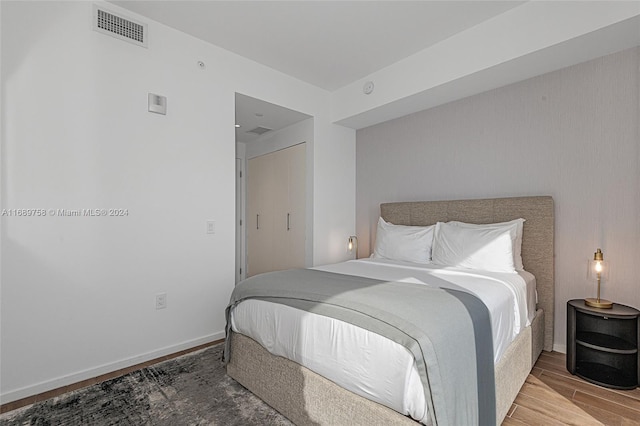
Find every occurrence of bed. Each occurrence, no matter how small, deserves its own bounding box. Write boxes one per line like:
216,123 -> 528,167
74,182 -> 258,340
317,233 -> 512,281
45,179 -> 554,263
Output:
226,196 -> 554,425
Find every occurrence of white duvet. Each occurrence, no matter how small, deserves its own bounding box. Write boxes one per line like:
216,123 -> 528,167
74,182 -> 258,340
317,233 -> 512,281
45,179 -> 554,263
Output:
230,258 -> 536,424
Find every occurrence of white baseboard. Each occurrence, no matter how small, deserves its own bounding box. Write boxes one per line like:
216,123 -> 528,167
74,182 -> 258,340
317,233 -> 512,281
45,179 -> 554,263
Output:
553,343 -> 566,354
1,331 -> 225,405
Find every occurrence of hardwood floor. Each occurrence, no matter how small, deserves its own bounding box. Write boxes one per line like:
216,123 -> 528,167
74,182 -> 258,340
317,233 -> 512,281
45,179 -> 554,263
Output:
503,351 -> 640,425
0,340 -> 222,415
3,347 -> 638,424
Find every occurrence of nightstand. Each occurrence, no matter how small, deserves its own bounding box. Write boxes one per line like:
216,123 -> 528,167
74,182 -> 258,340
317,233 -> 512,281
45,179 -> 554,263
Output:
567,299 -> 639,389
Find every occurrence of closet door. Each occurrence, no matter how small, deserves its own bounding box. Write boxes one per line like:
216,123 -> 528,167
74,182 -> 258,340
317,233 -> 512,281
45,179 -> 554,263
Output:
283,143 -> 306,270
271,147 -> 291,271
247,153 -> 275,277
246,143 -> 306,276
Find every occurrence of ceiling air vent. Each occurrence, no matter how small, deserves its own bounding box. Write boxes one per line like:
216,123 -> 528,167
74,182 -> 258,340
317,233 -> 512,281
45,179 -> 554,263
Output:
93,5 -> 148,48
247,126 -> 273,136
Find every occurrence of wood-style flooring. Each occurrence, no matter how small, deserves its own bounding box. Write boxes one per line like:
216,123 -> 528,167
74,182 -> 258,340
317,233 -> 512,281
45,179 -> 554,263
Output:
2,347 -> 639,424
0,340 -> 221,415
503,351 -> 640,425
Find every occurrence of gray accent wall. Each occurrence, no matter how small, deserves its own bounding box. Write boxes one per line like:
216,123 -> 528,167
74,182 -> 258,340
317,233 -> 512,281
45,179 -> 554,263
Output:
356,47 -> 640,351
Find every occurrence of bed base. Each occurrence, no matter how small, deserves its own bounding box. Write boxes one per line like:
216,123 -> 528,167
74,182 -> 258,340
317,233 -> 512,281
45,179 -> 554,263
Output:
227,308 -> 544,426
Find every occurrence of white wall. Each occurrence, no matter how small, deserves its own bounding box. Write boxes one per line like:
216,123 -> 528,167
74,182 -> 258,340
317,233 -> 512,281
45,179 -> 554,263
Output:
355,47 -> 640,352
0,1 -> 355,402
312,116 -> 356,265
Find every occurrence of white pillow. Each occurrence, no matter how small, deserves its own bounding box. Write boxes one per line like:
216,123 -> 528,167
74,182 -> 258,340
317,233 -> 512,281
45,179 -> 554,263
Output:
448,219 -> 525,271
431,221 -> 517,273
372,217 -> 434,264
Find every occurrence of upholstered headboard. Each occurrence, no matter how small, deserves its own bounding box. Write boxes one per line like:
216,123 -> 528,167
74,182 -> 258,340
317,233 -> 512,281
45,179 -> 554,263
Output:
380,196 -> 554,352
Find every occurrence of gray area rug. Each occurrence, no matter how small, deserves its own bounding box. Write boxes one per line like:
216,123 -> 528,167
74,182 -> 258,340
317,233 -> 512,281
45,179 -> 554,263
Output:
0,343 -> 292,425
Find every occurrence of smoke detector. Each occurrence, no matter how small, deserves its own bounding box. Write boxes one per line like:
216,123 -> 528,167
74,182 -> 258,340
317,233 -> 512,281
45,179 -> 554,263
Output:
363,81 -> 375,95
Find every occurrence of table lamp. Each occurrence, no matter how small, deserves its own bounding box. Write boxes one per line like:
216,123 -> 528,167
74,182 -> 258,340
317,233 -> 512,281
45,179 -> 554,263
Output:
585,248 -> 612,309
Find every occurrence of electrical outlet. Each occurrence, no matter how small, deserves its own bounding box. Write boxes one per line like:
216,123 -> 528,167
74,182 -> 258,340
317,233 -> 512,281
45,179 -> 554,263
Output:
156,293 -> 167,310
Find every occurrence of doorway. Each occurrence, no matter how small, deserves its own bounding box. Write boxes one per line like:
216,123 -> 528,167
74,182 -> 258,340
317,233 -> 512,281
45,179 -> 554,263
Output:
235,93 -> 313,283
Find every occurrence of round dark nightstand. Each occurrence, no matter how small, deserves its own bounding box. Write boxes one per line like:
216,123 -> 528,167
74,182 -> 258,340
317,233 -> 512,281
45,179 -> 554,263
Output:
566,299 -> 639,389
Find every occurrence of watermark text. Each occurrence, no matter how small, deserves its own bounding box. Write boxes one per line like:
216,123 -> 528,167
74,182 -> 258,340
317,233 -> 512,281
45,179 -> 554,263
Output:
1,208 -> 129,217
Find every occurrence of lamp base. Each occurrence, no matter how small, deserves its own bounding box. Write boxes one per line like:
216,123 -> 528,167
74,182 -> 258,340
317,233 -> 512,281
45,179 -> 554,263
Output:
584,298 -> 613,309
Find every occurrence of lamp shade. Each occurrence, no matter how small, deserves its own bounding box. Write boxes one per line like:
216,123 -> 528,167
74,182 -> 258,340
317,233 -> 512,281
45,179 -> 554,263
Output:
585,248 -> 612,309
587,249 -> 609,280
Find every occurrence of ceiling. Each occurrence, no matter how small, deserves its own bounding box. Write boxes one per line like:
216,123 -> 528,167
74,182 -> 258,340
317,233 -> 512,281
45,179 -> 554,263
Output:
111,1 -> 523,91
235,93 -> 311,144
110,1 -> 525,143
110,1 -> 639,141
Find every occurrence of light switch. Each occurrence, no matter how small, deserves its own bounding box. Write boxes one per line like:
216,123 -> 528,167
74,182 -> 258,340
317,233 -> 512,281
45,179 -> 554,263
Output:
207,221 -> 215,234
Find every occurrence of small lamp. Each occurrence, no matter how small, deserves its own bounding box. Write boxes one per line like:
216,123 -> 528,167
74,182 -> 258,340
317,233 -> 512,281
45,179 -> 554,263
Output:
347,236 -> 358,259
585,248 -> 612,309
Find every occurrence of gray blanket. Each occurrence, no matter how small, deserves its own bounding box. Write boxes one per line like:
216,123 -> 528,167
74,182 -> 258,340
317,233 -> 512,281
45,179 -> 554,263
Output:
224,268 -> 495,426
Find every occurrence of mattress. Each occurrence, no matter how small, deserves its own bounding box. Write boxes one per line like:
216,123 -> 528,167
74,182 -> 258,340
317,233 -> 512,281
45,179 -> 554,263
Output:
230,258 -> 535,424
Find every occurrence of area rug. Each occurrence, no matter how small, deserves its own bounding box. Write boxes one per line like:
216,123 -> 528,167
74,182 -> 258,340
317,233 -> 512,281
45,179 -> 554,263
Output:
0,343 -> 291,425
